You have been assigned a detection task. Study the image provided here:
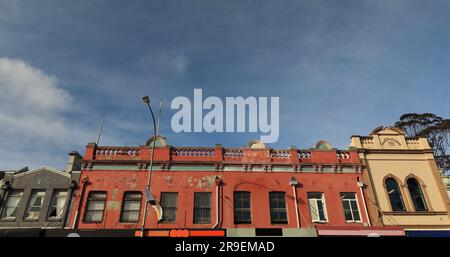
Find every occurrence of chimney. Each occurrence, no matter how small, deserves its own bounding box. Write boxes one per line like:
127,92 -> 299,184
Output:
65,151 -> 82,173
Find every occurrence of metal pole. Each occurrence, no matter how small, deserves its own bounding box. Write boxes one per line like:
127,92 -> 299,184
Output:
95,114 -> 105,145
140,100 -> 157,237
292,185 -> 300,228
156,98 -> 162,136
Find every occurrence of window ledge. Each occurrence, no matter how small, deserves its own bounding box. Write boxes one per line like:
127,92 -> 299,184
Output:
0,218 -> 16,222
345,221 -> 362,223
47,218 -> 62,222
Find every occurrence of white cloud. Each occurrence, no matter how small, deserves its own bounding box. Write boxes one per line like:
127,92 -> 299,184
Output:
0,57 -> 94,169
0,57 -> 72,112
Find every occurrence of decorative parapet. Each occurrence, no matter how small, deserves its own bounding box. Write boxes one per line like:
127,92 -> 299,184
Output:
170,147 -> 216,162
297,150 -> 312,160
82,143 -> 363,168
350,135 -> 431,150
223,148 -> 244,162
94,146 -> 141,160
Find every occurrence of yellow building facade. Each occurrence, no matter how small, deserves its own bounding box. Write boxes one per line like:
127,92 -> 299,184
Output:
350,127 -> 450,232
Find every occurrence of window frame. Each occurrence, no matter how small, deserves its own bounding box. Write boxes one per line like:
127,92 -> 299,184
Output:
0,190 -> 24,220
269,191 -> 288,224
47,189 -> 68,221
23,189 -> 46,221
160,192 -> 178,223
193,192 -> 212,224
83,191 -> 107,224
233,191 -> 252,224
119,191 -> 142,223
406,178 -> 428,212
307,192 -> 328,223
340,192 -> 362,223
384,177 -> 406,212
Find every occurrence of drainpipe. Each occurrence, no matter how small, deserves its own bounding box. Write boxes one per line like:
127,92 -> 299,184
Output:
72,177 -> 89,229
357,178 -> 371,227
63,181 -> 77,228
290,177 -> 300,228
213,176 -> 222,229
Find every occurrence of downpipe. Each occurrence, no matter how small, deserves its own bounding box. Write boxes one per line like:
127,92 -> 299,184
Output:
213,176 -> 222,229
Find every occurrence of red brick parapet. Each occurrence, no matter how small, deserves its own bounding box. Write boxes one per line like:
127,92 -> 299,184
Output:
82,143 -> 362,167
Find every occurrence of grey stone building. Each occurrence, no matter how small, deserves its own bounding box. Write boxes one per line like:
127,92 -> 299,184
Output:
0,152 -> 82,235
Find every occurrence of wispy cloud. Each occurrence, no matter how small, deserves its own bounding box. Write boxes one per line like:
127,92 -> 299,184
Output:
0,57 -> 95,169
141,50 -> 190,75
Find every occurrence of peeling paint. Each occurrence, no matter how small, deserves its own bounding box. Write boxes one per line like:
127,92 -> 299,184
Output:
107,201 -> 120,210
196,176 -> 215,189
112,189 -> 119,200
187,176 -> 194,187
163,175 -> 175,187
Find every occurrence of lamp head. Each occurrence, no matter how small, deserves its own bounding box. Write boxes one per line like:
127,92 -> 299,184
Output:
289,176 -> 298,186
142,95 -> 150,104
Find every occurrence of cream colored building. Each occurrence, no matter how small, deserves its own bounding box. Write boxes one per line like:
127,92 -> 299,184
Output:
443,175 -> 450,199
350,127 -> 450,231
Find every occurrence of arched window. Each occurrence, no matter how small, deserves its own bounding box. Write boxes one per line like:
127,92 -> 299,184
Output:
407,178 -> 428,211
385,178 -> 405,211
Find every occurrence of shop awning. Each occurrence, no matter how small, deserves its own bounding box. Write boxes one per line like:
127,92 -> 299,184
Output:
406,230 -> 450,237
316,225 -> 405,237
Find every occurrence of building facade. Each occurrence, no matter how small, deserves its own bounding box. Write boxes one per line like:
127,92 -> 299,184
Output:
66,137 -> 403,237
350,127 -> 450,236
0,152 -> 82,236
443,175 -> 450,199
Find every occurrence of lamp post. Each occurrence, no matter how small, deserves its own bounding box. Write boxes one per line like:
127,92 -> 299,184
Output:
140,95 -> 157,237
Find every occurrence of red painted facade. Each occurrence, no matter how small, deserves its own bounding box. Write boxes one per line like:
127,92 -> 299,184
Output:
68,142 -> 374,232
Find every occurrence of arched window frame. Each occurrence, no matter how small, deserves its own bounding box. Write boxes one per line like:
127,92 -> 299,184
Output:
404,175 -> 430,212
383,175 -> 406,212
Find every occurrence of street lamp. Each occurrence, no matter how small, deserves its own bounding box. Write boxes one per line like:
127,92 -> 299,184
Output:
140,95 -> 158,237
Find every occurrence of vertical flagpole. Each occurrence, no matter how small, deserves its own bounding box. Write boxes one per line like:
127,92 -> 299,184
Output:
156,98 -> 162,136
96,114 -> 105,145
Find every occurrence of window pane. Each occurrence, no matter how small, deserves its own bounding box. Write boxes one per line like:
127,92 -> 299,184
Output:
85,211 -> 103,222
343,208 -> 353,221
341,193 -> 360,222
123,201 -> 140,211
269,192 -> 287,224
352,207 -> 361,221
308,198 -> 319,221
234,192 -> 251,224
120,192 -> 142,223
341,193 -> 355,200
385,178 -> 406,211
84,191 -> 107,223
161,192 -> 178,222
308,192 -> 326,222
194,192 -> 211,224
407,178 -> 428,211
317,200 -> 326,221
88,201 -> 105,210
24,190 -> 46,220
1,190 -> 23,219
48,190 -> 68,218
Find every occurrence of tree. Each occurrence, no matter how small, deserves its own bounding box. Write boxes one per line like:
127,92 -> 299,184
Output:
395,113 -> 450,175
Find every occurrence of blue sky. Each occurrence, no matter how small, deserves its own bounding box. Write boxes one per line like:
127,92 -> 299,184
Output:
1,0 -> 450,170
